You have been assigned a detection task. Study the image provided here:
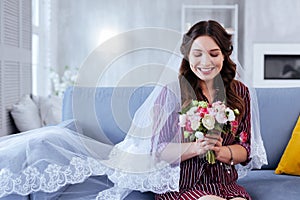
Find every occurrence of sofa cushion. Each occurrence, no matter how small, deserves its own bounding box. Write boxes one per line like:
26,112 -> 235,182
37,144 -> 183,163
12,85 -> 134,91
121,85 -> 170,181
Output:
238,170 -> 300,200
10,95 -> 42,132
275,116 -> 300,175
256,88 -> 300,169
38,95 -> 62,126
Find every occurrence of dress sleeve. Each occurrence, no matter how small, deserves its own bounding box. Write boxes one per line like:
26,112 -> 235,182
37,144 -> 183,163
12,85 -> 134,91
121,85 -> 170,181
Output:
234,82 -> 251,166
150,86 -> 181,156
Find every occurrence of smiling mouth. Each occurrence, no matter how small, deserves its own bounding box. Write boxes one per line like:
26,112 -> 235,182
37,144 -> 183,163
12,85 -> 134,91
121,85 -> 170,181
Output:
197,67 -> 215,73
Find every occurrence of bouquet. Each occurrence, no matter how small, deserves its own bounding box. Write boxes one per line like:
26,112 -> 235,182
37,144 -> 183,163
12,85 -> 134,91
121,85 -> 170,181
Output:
49,65 -> 78,97
178,100 -> 239,164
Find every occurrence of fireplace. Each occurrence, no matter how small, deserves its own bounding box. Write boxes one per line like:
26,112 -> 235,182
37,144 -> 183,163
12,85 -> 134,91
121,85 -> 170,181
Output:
253,44 -> 300,87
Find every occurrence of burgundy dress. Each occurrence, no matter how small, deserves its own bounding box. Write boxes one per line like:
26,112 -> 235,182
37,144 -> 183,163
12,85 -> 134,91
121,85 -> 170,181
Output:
155,81 -> 252,200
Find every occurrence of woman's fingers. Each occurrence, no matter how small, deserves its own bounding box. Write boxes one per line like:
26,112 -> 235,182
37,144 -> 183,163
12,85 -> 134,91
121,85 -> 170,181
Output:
193,140 -> 207,155
214,138 -> 223,147
195,134 -> 224,156
212,146 -> 221,153
202,135 -> 223,148
205,132 -> 220,140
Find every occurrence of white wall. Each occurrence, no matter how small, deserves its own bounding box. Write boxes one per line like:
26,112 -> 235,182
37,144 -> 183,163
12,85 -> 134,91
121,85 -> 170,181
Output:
54,0 -> 244,86
50,0 -> 300,87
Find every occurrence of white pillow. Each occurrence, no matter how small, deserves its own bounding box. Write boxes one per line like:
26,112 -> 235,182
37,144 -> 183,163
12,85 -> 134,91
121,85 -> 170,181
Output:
39,95 -> 62,126
10,95 -> 42,132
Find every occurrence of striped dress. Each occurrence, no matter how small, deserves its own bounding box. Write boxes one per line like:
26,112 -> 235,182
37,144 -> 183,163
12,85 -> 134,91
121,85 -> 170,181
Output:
155,81 -> 252,200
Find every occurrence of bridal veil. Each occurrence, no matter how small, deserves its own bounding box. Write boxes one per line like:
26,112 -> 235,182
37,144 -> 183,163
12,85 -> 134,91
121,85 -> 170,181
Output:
0,27 -> 267,199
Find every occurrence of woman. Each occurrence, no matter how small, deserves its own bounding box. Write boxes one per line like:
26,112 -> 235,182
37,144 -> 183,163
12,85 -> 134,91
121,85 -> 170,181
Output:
155,20 -> 252,200
0,20 -> 262,200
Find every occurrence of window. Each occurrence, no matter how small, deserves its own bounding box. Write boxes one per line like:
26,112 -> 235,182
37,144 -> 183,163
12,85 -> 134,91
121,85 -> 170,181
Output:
31,0 -> 52,96
32,0 -> 39,95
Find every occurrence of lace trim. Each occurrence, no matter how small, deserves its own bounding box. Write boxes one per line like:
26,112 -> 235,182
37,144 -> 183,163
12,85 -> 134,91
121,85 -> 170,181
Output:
96,186 -> 132,200
0,156 -> 179,198
236,139 -> 268,179
107,163 -> 180,194
0,157 -> 106,198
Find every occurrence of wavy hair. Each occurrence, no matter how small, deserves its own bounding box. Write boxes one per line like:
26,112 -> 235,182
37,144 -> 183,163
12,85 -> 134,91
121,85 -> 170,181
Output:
179,20 -> 245,118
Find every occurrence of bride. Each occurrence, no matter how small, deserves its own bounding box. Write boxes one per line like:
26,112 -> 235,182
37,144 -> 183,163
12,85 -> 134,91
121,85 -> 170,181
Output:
0,20 -> 267,200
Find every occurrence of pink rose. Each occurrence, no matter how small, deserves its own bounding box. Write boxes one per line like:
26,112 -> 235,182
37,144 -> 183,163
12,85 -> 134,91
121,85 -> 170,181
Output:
215,111 -> 227,124
198,107 -> 208,118
185,120 -> 193,132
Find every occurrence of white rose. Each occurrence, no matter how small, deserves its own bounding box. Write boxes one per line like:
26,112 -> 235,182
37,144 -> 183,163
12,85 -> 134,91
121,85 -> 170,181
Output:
195,131 -> 204,140
202,114 -> 215,130
178,114 -> 187,127
191,120 -> 200,131
187,106 -> 198,116
189,114 -> 201,131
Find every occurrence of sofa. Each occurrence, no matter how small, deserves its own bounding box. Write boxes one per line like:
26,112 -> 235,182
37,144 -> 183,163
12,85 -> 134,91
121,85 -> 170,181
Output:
62,86 -> 300,200
237,87 -> 300,200
3,86 -> 300,199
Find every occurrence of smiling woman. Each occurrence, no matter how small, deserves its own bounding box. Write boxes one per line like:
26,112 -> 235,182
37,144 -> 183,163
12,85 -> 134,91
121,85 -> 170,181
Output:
0,20 -> 268,200
188,36 -> 224,96
155,20 -> 252,200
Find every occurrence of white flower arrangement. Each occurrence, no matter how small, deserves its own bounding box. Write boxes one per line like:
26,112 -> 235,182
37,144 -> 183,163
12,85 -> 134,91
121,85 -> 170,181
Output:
49,65 -> 78,97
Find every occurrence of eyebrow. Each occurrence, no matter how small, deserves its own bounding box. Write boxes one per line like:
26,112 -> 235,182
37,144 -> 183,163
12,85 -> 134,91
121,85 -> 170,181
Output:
192,48 -> 221,52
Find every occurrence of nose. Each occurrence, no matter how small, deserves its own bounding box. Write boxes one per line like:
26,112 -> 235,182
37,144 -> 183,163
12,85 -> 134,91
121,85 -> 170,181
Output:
200,53 -> 212,66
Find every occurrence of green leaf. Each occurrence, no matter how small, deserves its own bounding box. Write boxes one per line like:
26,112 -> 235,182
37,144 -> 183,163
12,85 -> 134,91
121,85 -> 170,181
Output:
183,131 -> 190,139
198,101 -> 208,108
181,102 -> 194,114
189,134 -> 196,142
234,109 -> 240,115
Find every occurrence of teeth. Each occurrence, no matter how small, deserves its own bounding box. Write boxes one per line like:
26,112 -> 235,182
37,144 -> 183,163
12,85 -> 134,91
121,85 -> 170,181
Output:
201,68 -> 212,72
197,67 -> 214,72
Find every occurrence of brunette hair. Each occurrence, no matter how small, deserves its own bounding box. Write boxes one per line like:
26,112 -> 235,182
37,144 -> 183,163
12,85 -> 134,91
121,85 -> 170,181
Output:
179,20 -> 245,118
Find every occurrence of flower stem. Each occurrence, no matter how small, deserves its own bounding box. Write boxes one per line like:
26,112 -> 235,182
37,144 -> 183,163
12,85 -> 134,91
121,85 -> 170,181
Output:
206,150 -> 216,164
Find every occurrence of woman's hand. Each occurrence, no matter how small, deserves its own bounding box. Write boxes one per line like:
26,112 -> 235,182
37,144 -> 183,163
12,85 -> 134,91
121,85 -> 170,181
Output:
181,135 -> 220,162
213,143 -> 248,165
205,134 -> 235,164
187,133 -> 248,165
205,133 -> 223,148
209,135 -> 233,164
193,133 -> 222,156
213,146 -> 230,164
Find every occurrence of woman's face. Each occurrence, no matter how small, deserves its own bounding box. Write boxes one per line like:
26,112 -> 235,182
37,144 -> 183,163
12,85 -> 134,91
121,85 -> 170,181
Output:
188,36 -> 224,82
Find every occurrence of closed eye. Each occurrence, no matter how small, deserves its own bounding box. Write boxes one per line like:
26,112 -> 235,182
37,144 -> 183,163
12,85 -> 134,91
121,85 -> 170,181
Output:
193,53 -> 202,57
210,53 -> 220,57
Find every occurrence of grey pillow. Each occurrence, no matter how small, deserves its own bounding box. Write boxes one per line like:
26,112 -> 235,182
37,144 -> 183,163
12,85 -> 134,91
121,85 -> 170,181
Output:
10,95 -> 42,132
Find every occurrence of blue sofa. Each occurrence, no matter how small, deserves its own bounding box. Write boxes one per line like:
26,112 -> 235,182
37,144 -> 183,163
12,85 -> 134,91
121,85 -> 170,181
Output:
62,86 -> 300,200
237,88 -> 300,200
3,86 -> 300,199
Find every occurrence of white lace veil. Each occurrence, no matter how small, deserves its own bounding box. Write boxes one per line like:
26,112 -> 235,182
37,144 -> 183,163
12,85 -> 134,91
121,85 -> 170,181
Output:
0,28 -> 184,199
234,61 -> 268,178
76,28 -> 186,199
0,27 -> 267,199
